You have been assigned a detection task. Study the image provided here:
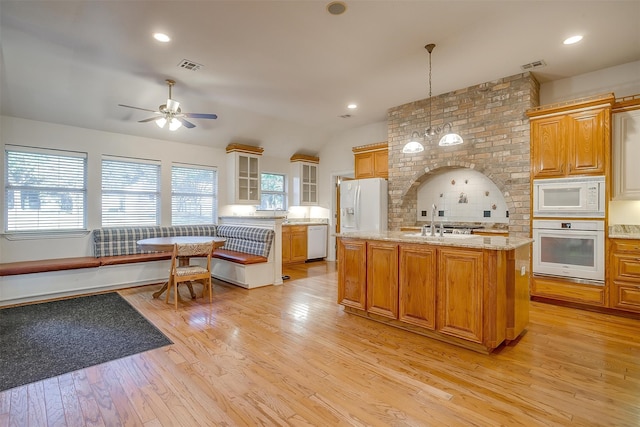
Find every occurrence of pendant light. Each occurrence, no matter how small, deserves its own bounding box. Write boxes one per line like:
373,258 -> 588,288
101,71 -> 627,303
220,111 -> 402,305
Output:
402,43 -> 463,154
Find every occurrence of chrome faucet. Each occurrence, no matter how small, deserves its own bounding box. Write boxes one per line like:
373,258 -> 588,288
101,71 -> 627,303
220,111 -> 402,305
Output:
429,204 -> 437,236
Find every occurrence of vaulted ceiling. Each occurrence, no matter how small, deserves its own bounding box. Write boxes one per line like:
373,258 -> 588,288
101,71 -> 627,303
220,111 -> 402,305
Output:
1,1 -> 639,158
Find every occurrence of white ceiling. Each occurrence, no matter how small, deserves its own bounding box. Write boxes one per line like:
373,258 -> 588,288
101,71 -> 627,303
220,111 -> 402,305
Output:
1,1 -> 639,158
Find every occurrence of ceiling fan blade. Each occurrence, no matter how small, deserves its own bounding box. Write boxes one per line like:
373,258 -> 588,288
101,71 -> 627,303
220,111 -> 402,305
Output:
177,117 -> 196,129
166,98 -> 180,113
184,113 -> 218,119
138,116 -> 161,123
118,104 -> 158,113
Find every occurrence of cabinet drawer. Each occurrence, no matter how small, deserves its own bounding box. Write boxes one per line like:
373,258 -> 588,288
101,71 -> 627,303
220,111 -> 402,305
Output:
611,240 -> 640,253
284,225 -> 307,233
531,276 -> 606,306
611,281 -> 640,313
611,255 -> 640,283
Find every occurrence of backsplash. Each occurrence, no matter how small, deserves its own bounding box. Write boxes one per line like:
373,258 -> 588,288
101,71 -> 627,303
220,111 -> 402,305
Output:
416,169 -> 508,224
387,72 -> 539,238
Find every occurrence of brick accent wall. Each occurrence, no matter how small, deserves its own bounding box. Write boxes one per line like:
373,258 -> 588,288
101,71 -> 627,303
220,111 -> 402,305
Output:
387,72 -> 539,237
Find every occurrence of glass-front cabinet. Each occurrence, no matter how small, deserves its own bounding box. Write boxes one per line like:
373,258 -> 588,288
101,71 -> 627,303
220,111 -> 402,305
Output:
290,154 -> 319,206
226,143 -> 264,204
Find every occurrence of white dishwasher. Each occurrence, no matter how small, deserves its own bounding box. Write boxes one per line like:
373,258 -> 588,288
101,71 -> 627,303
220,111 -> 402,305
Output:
307,224 -> 328,260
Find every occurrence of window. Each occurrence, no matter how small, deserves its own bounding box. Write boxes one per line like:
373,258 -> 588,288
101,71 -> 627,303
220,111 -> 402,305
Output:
171,164 -> 217,225
260,173 -> 286,210
102,157 -> 160,227
5,146 -> 87,232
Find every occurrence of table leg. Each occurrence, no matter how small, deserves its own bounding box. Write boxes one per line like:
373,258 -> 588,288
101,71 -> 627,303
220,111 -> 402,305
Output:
152,282 -> 168,299
152,256 -> 196,299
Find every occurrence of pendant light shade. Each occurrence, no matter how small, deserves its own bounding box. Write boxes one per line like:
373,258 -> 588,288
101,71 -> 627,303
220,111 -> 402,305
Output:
403,43 -> 463,153
402,137 -> 425,154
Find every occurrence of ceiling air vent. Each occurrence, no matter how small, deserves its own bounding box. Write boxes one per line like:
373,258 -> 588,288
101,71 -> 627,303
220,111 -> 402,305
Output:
521,60 -> 547,71
339,114 -> 352,119
178,59 -> 203,71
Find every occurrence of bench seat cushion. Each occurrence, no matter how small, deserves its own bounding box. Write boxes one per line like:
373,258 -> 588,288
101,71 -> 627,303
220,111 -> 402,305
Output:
99,252 -> 172,266
212,249 -> 268,265
0,257 -> 101,276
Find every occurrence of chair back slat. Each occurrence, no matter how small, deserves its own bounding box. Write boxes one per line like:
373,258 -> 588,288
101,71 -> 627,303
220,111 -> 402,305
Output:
175,242 -> 214,257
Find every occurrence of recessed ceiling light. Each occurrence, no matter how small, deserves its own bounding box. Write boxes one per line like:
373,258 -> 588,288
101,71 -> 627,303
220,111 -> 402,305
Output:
327,1 -> 347,15
563,35 -> 583,45
153,33 -> 171,43
347,103 -> 357,109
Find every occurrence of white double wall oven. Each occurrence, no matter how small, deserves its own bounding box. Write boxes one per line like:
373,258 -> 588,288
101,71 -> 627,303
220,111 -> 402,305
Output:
532,176 -> 606,284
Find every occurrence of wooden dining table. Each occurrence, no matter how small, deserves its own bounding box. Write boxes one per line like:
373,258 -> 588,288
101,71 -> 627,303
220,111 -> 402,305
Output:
137,236 -> 226,299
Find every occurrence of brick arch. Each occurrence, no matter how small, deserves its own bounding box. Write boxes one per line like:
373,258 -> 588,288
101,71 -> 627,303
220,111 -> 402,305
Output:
395,161 -> 516,229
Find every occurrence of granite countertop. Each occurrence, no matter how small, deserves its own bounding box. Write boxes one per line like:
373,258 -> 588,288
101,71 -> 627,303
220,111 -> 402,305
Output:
283,221 -> 328,226
337,230 -> 532,251
609,225 -> 640,240
219,215 -> 287,220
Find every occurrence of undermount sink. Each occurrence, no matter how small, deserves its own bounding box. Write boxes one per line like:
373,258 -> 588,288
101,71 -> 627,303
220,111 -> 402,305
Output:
403,232 -> 474,239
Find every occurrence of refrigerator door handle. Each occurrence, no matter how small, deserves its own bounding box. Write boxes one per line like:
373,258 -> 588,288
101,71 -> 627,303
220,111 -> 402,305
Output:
355,185 -> 361,231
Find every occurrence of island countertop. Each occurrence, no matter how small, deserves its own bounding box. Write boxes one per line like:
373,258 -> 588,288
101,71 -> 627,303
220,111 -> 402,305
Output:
337,230 -> 533,251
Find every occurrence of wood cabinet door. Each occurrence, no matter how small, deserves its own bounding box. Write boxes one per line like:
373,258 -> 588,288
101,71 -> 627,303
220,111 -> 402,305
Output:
354,152 -> 375,179
437,248 -> 484,343
366,241 -> 399,319
373,149 -> 389,179
613,108 -> 640,199
337,238 -> 367,309
567,108 -> 607,176
290,227 -> 308,262
531,116 -> 566,178
399,244 -> 437,329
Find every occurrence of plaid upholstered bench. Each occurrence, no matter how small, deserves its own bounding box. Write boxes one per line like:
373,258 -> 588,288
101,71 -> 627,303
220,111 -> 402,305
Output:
0,224 -> 275,291
210,225 -> 275,289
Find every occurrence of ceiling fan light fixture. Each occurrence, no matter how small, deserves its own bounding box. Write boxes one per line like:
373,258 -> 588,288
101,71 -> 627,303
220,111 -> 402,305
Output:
155,117 -> 167,128
169,118 -> 182,131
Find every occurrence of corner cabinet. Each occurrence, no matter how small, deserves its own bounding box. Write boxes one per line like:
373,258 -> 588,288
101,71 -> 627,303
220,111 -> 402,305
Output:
226,143 -> 263,205
290,154 -> 319,206
527,94 -> 614,179
612,96 -> 640,200
353,142 -> 388,179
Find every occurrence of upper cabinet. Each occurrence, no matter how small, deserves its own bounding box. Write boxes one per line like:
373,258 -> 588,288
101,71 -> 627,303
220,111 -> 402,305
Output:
527,94 -> 614,179
612,95 -> 640,200
290,154 -> 319,206
226,143 -> 263,204
353,142 -> 388,179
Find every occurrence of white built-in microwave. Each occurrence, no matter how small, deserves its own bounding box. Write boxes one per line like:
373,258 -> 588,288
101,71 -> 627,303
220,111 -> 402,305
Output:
533,176 -> 605,218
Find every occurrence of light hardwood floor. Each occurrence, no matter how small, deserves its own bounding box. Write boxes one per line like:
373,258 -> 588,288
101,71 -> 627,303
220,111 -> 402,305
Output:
1,261 -> 639,426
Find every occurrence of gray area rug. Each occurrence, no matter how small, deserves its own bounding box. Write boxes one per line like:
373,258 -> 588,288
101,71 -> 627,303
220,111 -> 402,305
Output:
0,292 -> 172,392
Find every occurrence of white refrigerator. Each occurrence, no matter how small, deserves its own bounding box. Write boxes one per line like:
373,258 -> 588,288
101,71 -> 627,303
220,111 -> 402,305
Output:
339,178 -> 388,233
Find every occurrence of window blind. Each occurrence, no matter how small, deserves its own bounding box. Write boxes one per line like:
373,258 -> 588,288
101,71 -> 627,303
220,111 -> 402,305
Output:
171,164 -> 217,225
5,146 -> 87,232
101,157 -> 160,227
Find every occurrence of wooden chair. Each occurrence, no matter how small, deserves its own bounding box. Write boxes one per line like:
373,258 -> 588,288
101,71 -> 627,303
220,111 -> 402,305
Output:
165,241 -> 214,309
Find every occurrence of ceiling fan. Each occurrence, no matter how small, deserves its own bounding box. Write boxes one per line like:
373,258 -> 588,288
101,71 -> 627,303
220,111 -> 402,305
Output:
118,79 -> 217,131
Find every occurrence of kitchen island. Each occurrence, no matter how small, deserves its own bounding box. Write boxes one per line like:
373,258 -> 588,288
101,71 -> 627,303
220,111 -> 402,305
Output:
337,231 -> 533,353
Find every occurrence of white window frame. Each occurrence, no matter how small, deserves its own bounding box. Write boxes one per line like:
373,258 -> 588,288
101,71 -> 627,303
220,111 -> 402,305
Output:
259,172 -> 287,211
171,163 -> 218,225
4,145 -> 87,234
101,156 -> 161,227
